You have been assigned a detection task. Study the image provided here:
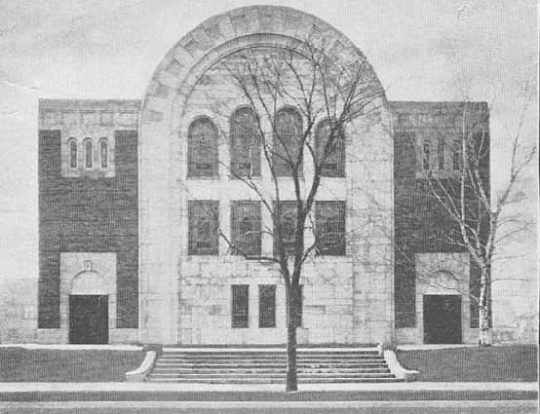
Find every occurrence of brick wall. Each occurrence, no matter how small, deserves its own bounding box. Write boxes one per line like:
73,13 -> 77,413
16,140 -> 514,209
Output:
391,101 -> 489,329
38,127 -> 138,329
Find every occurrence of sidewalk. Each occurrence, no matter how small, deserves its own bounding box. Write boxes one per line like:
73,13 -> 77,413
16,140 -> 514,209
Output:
0,382 -> 536,402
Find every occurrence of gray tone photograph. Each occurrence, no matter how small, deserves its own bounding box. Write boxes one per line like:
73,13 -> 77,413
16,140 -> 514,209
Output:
0,0 -> 537,412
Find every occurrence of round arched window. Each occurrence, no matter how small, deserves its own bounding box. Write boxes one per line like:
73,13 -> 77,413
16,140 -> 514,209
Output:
68,139 -> 78,169
188,117 -> 218,177
84,139 -> 93,169
274,107 -> 303,177
230,107 -> 260,177
100,139 -> 108,169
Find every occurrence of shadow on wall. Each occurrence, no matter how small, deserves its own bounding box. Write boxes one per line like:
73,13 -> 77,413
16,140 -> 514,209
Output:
0,278 -> 37,343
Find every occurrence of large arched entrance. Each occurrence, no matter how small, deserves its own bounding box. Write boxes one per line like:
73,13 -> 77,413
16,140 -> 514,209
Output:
138,5 -> 393,345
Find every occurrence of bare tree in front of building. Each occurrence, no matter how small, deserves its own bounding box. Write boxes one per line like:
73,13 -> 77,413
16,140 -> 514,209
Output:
418,93 -> 536,346
189,34 -> 385,391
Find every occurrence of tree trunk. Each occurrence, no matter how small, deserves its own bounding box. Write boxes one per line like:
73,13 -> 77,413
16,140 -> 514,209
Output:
478,304 -> 492,346
286,318 -> 298,392
285,286 -> 298,392
478,268 -> 492,346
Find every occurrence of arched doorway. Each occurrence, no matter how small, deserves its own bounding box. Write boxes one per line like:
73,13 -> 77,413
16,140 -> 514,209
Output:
69,261 -> 109,344
421,270 -> 463,344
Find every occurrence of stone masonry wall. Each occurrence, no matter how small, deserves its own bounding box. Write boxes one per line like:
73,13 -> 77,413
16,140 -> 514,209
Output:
166,47 -> 393,345
138,6 -> 394,344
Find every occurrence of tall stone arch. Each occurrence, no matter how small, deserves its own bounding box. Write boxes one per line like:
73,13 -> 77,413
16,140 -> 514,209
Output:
138,5 -> 393,344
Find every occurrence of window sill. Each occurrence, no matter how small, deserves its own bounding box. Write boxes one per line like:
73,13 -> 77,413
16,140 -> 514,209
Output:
312,255 -> 353,263
186,176 -> 220,180
229,176 -> 262,180
186,254 -> 220,258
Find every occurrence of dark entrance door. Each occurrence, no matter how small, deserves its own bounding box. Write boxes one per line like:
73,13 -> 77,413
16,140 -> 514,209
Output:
69,295 -> 108,344
423,295 -> 462,344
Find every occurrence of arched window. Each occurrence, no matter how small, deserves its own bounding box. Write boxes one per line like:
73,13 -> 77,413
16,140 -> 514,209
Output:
188,117 -> 218,177
274,107 -> 303,177
84,139 -> 93,169
422,141 -> 431,172
452,139 -> 461,172
230,107 -> 260,177
315,119 -> 345,177
100,139 -> 108,169
69,139 -> 78,169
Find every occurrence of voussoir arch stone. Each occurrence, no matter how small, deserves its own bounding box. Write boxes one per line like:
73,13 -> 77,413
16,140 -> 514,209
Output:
140,5 -> 388,128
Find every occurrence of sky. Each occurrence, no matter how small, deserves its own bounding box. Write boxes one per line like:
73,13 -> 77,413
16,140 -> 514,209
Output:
0,0 -> 537,281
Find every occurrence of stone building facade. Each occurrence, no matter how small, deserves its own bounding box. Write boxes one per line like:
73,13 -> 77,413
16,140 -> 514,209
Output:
26,5 -> 509,346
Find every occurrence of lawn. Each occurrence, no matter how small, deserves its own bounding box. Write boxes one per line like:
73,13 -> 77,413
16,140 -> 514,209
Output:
397,345 -> 538,382
0,348 -> 145,382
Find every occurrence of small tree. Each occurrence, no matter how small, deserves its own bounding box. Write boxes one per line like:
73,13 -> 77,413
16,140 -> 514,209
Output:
188,34 -> 385,391
419,96 -> 536,346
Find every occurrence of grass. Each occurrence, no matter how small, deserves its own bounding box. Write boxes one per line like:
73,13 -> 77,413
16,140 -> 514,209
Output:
0,348 -> 145,382
397,344 -> 538,382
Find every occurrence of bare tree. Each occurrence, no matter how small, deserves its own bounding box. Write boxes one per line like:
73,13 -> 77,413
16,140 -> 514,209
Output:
185,34 -> 385,391
417,92 -> 536,346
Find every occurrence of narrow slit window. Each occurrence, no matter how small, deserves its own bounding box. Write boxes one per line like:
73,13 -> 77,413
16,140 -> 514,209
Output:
422,141 -> 431,172
259,285 -> 276,328
232,285 -> 249,328
100,139 -> 108,169
452,139 -> 461,172
438,138 -> 444,170
69,139 -> 77,169
84,139 -> 93,169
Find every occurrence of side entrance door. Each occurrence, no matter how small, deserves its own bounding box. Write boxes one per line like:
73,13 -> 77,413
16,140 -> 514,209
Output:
69,295 -> 109,344
423,294 -> 462,344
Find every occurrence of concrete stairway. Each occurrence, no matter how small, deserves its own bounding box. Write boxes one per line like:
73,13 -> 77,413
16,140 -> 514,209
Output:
146,347 -> 404,383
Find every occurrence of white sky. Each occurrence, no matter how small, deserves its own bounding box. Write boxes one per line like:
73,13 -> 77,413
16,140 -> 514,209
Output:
0,0 -> 537,281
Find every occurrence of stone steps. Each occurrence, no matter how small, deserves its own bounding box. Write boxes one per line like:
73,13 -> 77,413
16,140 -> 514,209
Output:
156,359 -> 386,364
149,372 -> 395,378
158,352 -> 382,359
146,347 -> 401,383
147,377 -> 403,384
154,363 -> 389,368
151,367 -> 391,374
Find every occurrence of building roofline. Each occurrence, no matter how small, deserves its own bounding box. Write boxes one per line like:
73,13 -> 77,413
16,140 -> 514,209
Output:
39,99 -> 142,111
38,99 -> 489,115
389,100 -> 489,113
